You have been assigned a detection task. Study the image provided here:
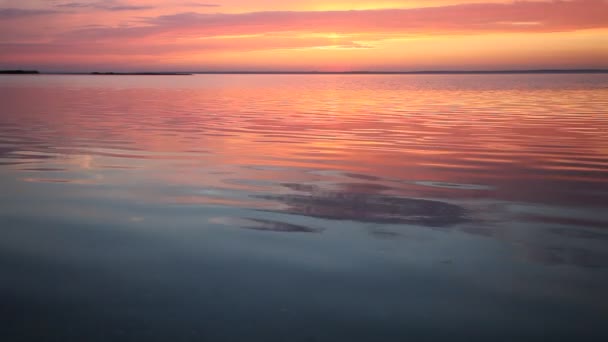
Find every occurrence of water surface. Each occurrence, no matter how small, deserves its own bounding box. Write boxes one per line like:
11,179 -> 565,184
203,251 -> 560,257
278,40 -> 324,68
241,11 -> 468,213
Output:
1,74 -> 608,341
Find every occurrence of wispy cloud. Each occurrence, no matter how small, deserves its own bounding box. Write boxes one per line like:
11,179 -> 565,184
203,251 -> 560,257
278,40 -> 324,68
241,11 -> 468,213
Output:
104,5 -> 155,11
1,0 -> 607,70
55,2 -> 93,8
59,0 -> 608,41
0,8 -> 58,19
0,33 -> 371,56
55,1 -> 154,11
183,2 -> 221,7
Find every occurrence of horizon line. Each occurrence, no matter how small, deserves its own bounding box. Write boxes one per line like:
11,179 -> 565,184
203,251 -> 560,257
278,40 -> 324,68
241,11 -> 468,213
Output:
3,69 -> 608,75
193,69 -> 608,75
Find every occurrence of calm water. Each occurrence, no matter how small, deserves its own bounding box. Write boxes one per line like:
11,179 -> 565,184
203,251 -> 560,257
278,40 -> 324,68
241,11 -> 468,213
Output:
1,74 -> 608,341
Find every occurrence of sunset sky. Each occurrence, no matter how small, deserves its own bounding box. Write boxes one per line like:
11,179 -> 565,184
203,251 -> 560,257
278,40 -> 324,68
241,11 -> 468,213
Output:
1,0 -> 607,71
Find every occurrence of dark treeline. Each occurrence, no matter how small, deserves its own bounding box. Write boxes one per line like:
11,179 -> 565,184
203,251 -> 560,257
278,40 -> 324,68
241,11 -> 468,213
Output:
0,70 -> 40,74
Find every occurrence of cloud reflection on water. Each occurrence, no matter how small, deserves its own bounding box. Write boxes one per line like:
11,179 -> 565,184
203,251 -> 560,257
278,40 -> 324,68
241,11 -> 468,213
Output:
261,183 -> 468,227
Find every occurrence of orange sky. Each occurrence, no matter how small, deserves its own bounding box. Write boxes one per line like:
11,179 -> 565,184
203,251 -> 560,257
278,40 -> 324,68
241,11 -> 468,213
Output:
1,0 -> 607,71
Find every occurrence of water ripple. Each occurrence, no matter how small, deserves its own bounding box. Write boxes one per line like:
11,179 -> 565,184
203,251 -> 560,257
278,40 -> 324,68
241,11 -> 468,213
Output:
1,74 -> 607,268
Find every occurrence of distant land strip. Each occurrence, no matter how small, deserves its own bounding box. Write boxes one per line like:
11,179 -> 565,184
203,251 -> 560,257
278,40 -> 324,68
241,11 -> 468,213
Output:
2,69 -> 608,75
0,70 -> 40,74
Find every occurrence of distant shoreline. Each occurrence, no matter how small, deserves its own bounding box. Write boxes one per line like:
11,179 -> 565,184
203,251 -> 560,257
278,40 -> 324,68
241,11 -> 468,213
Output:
2,69 -> 608,75
0,70 -> 40,74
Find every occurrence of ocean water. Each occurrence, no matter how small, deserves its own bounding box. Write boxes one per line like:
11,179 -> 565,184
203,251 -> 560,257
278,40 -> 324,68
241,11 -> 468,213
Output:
1,74 -> 607,341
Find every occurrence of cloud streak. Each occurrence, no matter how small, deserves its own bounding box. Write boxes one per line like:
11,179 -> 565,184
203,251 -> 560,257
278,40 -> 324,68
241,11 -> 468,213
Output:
1,0 -> 607,70
0,8 -> 58,19
55,1 -> 154,11
60,0 -> 608,41
0,35 -> 370,56
183,2 -> 221,7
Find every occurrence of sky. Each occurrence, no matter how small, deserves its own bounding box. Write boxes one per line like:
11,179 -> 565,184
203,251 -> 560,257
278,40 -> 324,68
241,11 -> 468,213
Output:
0,0 -> 607,71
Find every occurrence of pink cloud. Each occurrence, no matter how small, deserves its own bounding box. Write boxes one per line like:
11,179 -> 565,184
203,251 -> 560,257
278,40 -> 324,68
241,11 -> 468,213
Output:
1,0 -> 607,70
57,0 -> 608,41
0,35 -> 368,56
0,8 -> 58,19
54,1 -> 155,11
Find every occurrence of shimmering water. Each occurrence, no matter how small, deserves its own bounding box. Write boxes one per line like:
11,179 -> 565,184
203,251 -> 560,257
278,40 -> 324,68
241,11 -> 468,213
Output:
1,74 -> 608,341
